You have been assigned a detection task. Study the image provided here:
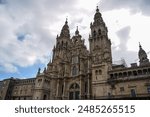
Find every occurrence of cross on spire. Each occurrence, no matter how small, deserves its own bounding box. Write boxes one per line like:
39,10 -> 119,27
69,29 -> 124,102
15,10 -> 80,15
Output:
139,42 -> 142,48
75,26 -> 80,36
65,17 -> 68,24
96,6 -> 99,12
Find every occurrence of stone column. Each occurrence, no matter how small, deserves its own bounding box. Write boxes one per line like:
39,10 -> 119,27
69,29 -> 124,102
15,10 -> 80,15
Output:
80,76 -> 84,99
62,79 -> 66,100
80,58 -> 84,74
87,74 -> 91,99
56,79 -> 60,99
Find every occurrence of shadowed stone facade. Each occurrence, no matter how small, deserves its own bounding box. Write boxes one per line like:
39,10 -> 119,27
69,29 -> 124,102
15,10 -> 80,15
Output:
0,7 -> 150,100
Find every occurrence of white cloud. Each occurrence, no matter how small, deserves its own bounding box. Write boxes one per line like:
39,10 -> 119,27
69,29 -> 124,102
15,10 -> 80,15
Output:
100,0 -> 150,16
0,0 -> 79,73
1,0 -> 150,74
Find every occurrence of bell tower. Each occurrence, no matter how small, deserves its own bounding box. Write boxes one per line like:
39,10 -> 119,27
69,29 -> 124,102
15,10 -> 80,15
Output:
138,43 -> 149,66
52,19 -> 71,60
89,6 -> 112,99
89,6 -> 112,65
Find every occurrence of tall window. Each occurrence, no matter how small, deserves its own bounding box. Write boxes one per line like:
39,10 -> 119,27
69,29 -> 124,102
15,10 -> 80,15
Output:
69,83 -> 80,100
98,29 -> 101,35
93,30 -> 96,38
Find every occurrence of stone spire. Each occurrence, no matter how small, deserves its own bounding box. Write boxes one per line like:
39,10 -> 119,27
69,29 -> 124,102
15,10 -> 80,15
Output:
138,42 -> 149,66
37,68 -> 41,76
94,6 -> 102,22
60,18 -> 70,38
44,67 -> 46,73
75,26 -> 79,36
96,6 -> 99,12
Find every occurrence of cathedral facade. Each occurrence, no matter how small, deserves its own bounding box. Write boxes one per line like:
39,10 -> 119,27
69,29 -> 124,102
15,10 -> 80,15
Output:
1,7 -> 150,100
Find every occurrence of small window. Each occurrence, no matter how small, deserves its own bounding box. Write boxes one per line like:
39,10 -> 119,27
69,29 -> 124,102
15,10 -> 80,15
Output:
147,86 -> 150,93
120,87 -> 124,92
98,29 -> 101,35
99,70 -> 102,75
131,89 -> 136,97
95,70 -> 98,75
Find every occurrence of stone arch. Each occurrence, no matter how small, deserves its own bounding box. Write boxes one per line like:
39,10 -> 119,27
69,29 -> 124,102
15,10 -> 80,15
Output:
69,83 -> 80,100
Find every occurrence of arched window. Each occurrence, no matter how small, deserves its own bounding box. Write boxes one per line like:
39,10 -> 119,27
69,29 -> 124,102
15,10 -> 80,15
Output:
93,30 -> 96,38
95,70 -> 98,75
98,29 -> 101,35
72,66 -> 78,76
69,83 -> 80,100
99,70 -> 102,75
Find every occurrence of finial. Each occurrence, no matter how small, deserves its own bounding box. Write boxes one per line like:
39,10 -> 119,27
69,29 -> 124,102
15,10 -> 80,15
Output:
75,26 -> 79,35
139,42 -> 142,48
53,45 -> 56,51
44,67 -> 46,73
37,68 -> 41,75
89,33 -> 91,37
96,6 -> 99,12
90,22 -> 92,26
65,17 -> 68,24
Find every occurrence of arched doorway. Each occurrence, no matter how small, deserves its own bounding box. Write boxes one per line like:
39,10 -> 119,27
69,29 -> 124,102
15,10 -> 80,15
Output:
43,95 -> 47,100
69,83 -> 80,100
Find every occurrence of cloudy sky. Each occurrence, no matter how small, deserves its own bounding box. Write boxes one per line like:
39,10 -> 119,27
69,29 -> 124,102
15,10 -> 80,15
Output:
0,0 -> 150,80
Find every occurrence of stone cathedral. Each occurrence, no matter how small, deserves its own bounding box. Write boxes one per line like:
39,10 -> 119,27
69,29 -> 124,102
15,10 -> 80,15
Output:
1,7 -> 150,100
